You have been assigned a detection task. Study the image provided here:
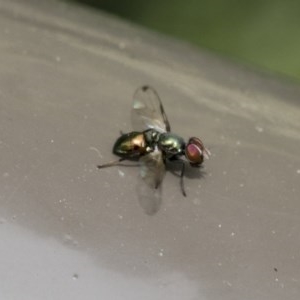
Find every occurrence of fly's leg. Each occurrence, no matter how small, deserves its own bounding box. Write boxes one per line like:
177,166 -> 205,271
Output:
97,157 -> 126,169
179,160 -> 187,197
168,157 -> 187,196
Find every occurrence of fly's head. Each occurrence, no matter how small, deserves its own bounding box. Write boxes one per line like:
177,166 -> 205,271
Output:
185,137 -> 211,167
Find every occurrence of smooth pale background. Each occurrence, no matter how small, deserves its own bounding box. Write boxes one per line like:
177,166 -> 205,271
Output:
0,0 -> 299,299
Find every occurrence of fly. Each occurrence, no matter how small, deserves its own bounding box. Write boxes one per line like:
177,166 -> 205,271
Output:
97,85 -> 210,214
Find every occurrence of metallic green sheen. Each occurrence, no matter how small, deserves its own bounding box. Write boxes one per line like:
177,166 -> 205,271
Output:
158,133 -> 185,156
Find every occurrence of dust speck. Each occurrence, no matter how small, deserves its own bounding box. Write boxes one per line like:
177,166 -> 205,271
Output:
255,126 -> 264,133
118,169 -> 125,177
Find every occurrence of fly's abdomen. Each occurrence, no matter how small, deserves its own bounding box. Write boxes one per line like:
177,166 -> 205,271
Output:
113,132 -> 147,158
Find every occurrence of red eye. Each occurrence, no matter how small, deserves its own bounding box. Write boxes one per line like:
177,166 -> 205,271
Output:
185,137 -> 210,166
185,143 -> 203,165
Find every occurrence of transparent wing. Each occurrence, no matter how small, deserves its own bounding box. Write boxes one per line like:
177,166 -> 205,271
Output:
131,85 -> 171,133
137,150 -> 165,215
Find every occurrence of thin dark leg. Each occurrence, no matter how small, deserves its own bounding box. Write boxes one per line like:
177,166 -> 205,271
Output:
180,160 -> 187,197
97,157 -> 126,169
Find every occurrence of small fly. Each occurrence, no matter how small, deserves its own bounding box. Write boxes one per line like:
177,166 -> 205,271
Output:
98,85 -> 210,214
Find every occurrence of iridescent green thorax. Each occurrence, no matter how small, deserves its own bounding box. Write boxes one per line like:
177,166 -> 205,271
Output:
143,129 -> 160,146
158,133 -> 185,157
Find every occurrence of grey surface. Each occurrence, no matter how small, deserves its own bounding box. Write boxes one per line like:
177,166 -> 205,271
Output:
1,0 -> 300,299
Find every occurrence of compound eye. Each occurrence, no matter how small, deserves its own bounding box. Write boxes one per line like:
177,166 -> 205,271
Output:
185,143 -> 203,165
